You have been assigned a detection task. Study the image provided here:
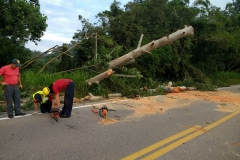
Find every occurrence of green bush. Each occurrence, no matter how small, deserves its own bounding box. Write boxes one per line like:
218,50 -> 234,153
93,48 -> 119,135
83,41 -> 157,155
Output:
195,80 -> 217,91
174,78 -> 195,87
0,70 -> 239,111
209,71 -> 240,87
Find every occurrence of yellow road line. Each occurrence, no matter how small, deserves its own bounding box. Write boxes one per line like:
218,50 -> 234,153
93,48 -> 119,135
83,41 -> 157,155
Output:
204,111 -> 240,130
121,125 -> 201,160
142,129 -> 203,159
143,110 -> 240,160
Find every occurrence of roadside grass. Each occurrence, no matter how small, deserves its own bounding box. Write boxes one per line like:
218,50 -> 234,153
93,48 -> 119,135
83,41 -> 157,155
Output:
0,71 -> 239,112
209,71 -> 240,87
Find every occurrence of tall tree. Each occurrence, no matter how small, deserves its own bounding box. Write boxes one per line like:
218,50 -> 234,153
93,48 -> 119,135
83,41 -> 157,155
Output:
190,0 -> 240,73
58,43 -> 73,71
72,15 -> 122,71
0,0 -> 47,65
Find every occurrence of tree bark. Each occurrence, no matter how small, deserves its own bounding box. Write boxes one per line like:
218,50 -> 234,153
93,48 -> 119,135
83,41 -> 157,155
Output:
86,69 -> 113,85
108,93 -> 122,97
108,25 -> 194,68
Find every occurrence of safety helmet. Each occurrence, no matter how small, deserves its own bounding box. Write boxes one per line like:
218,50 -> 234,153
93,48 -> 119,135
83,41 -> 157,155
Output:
42,87 -> 50,96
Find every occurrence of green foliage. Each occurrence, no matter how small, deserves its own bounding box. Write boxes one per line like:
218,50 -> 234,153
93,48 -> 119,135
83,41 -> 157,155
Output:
190,0 -> 240,74
0,91 -> 5,112
0,42 -> 32,67
0,0 -> 47,42
209,71 -> 240,87
194,76 -> 217,91
195,82 -> 217,91
104,75 -> 142,97
2,0 -> 240,112
21,98 -> 34,111
58,44 -> 73,71
0,0 -> 47,65
20,69 -> 162,99
19,0 -> 240,88
88,84 -> 109,98
174,78 -> 195,87
21,70 -> 90,98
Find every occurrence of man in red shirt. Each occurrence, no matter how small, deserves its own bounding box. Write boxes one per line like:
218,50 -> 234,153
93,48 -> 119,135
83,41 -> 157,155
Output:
49,79 -> 75,118
0,58 -> 26,118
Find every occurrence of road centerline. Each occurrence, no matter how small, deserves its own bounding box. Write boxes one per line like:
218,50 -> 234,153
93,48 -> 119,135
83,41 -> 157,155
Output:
122,110 -> 240,160
142,111 -> 240,159
121,125 -> 202,160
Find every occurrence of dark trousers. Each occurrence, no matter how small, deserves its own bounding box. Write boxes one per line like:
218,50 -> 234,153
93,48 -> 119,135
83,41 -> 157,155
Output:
40,100 -> 52,113
4,85 -> 21,116
62,81 -> 75,116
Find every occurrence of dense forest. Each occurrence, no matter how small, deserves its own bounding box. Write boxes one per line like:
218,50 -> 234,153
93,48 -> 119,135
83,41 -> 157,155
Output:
1,0 -> 240,100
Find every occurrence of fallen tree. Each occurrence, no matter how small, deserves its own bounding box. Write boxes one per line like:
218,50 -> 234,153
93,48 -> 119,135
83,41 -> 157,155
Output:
86,25 -> 194,85
86,69 -> 113,85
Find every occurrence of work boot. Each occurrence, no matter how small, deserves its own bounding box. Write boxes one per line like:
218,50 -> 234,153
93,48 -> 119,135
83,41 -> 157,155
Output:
60,114 -> 70,118
15,112 -> 26,116
60,110 -> 64,116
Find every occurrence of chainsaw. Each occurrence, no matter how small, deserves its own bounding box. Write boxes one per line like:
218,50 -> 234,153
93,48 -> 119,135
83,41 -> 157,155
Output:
99,105 -> 108,119
51,108 -> 60,122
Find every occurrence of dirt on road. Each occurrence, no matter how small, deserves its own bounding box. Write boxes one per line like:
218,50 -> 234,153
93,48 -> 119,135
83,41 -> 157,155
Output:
93,88 -> 240,124
134,90 -> 240,113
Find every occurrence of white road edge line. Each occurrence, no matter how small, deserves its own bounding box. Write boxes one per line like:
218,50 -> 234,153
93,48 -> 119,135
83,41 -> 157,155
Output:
0,99 -> 129,121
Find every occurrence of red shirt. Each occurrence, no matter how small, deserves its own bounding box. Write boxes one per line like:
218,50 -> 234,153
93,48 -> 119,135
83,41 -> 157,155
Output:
52,79 -> 72,94
0,65 -> 20,85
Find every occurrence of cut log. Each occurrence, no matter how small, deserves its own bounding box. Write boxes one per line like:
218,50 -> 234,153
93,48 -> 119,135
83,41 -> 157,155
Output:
108,93 -> 122,97
163,87 -> 172,93
73,97 -> 83,103
87,93 -> 104,101
179,86 -> 187,91
172,87 -> 181,93
86,69 -> 113,85
188,87 -> 197,91
84,96 -> 91,100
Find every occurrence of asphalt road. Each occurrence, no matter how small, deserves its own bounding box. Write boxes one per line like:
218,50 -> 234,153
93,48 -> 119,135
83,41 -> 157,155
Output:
0,86 -> 240,160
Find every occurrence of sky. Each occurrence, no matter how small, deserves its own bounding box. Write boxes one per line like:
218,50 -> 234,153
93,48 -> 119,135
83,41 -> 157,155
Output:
25,0 -> 233,52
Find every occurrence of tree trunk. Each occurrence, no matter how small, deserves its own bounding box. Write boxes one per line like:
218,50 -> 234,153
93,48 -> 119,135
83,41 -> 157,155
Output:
109,25 -> 194,68
86,25 -> 194,85
108,93 -> 122,97
86,69 -> 113,85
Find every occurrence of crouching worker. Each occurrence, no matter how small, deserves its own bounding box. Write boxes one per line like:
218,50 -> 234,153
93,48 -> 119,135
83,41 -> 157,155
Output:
49,79 -> 75,118
32,87 -> 53,114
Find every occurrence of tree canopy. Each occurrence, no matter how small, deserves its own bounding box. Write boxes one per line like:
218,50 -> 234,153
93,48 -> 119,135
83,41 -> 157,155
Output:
2,0 -> 240,85
0,0 -> 47,66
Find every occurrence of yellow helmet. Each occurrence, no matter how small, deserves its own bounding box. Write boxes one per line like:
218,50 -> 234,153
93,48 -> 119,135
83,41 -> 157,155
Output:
42,87 -> 50,96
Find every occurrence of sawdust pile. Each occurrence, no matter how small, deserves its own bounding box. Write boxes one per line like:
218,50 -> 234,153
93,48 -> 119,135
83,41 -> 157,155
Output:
99,118 -> 117,124
130,90 -> 240,116
165,90 -> 240,112
97,90 -> 240,124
